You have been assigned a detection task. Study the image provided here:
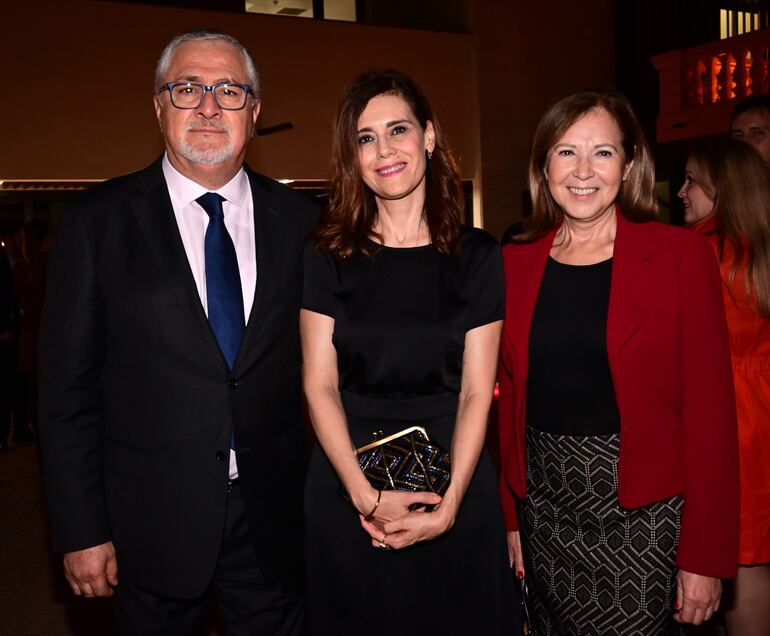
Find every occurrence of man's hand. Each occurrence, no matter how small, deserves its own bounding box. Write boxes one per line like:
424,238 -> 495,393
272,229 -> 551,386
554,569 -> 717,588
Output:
63,541 -> 118,598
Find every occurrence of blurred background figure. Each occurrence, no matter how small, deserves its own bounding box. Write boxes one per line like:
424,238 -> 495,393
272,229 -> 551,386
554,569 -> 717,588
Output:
3,222 -> 47,443
16,222 -> 47,440
679,136 -> 770,636
0,232 -> 18,450
730,95 -> 770,168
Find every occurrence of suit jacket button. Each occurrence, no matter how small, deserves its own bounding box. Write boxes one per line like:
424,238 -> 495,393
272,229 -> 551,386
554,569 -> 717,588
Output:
228,378 -> 238,390
215,451 -> 227,461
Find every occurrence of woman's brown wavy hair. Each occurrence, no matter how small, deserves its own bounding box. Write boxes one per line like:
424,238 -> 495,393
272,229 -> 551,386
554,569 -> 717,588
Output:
519,90 -> 657,242
687,136 -> 770,318
313,69 -> 463,257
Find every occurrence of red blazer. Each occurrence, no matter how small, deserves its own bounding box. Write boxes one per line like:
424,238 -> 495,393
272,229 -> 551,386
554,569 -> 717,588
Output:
498,212 -> 739,578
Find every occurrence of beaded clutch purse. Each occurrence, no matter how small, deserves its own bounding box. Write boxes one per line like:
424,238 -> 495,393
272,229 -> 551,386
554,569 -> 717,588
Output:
354,426 -> 451,496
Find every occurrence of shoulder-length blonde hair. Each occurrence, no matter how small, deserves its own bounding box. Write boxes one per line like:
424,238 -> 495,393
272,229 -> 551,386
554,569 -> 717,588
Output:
687,136 -> 770,318
313,69 -> 462,257
520,90 -> 657,242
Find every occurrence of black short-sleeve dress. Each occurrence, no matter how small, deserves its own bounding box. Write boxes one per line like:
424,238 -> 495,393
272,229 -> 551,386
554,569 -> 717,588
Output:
302,227 -> 514,635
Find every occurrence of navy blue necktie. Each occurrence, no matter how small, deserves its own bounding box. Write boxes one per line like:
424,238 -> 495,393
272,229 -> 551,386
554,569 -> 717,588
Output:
197,192 -> 244,449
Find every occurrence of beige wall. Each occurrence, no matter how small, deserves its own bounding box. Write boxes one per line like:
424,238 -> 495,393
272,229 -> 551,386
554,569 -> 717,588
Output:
3,0 -> 615,236
3,0 -> 475,181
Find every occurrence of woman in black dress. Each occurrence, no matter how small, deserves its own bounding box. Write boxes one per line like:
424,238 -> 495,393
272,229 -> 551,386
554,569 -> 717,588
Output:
301,70 -> 514,634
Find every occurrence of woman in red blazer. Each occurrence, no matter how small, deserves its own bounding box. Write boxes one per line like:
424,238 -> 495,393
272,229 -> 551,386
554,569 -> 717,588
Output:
498,91 -> 739,635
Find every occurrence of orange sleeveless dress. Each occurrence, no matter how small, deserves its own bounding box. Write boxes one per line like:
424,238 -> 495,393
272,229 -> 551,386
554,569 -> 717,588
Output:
696,220 -> 770,565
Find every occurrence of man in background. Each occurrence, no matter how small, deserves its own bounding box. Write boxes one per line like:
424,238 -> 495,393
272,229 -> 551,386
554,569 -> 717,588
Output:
731,94 -> 770,167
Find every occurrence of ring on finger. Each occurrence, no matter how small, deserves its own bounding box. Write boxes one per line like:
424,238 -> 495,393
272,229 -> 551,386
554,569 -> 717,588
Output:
378,534 -> 390,549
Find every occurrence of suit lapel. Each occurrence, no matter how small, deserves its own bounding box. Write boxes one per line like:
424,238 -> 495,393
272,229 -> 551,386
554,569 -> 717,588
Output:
505,214 -> 662,422
508,213 -> 663,360
504,230 -> 555,466
606,212 -> 661,356
131,160 -> 227,367
233,170 -> 285,372
506,228 -> 556,367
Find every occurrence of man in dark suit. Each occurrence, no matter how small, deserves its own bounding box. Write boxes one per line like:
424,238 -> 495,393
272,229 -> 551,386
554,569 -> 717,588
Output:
39,29 -> 317,635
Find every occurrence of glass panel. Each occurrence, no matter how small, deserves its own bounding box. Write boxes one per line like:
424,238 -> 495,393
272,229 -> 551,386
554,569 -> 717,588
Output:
721,9 -> 728,39
245,0 -> 313,18
324,0 -> 356,22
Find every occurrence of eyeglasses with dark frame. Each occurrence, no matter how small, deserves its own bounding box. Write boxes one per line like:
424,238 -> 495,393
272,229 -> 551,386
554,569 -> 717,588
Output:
160,82 -> 255,110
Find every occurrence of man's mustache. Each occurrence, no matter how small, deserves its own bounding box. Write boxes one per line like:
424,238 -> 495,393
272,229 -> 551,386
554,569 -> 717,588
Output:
186,120 -> 230,132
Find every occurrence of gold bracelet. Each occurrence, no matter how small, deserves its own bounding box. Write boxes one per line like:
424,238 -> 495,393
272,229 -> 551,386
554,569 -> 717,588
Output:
363,489 -> 382,521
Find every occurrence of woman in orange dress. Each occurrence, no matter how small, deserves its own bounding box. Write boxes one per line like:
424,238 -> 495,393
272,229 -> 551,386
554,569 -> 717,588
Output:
679,136 -> 770,636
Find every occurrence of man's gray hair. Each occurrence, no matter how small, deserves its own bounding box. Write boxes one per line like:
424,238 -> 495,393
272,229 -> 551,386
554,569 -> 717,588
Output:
155,29 -> 261,100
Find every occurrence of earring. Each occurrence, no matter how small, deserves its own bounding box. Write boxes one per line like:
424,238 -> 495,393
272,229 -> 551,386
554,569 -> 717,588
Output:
427,149 -> 433,160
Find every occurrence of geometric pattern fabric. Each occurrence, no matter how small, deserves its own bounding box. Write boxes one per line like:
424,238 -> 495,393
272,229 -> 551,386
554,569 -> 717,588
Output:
356,428 -> 451,495
522,428 -> 683,635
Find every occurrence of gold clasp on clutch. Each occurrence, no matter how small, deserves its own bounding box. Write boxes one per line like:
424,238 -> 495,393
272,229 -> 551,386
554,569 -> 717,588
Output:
355,426 -> 430,454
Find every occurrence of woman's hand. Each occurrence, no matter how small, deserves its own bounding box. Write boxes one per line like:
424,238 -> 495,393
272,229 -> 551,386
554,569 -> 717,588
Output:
359,492 -> 453,549
351,488 -> 442,529
673,569 -> 722,625
507,530 -> 525,579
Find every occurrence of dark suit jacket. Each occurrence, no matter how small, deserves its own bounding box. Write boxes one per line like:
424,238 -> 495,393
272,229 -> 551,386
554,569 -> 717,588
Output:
39,158 -> 318,598
497,211 -> 739,578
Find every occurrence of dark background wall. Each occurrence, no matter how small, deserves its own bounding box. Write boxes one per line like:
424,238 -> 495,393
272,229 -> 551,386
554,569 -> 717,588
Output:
474,0 -> 615,238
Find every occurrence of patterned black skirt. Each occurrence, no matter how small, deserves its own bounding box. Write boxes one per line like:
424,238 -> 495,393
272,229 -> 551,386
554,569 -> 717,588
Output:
522,428 -> 683,636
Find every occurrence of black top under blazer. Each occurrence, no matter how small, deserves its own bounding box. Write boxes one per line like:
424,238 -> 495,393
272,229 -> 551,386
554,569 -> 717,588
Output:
39,157 -> 318,598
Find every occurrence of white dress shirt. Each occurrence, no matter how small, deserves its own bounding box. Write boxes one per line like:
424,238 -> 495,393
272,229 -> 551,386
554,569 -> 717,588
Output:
162,154 -> 256,479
